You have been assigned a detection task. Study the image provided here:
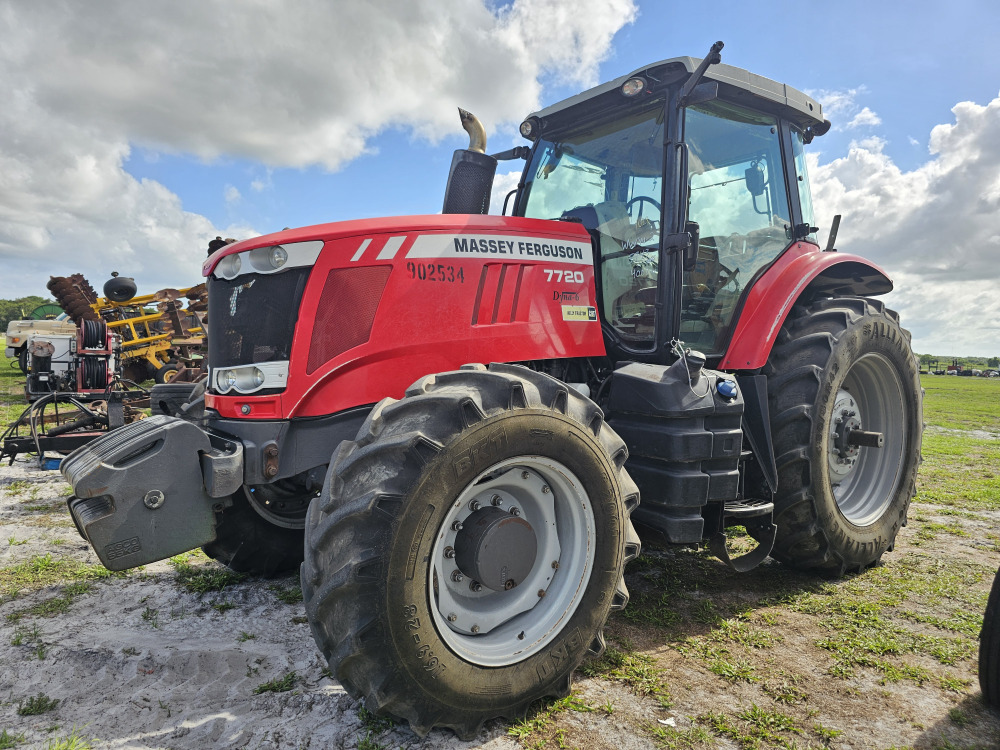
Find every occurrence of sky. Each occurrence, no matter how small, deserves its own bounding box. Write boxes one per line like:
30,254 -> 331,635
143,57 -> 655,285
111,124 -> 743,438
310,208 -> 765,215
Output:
1,0 -> 999,356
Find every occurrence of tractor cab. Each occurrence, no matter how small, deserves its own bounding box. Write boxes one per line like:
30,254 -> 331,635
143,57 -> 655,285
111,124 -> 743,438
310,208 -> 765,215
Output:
512,46 -> 828,364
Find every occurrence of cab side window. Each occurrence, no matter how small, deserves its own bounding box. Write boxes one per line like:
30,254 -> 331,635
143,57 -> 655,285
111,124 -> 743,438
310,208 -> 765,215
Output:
682,102 -> 792,354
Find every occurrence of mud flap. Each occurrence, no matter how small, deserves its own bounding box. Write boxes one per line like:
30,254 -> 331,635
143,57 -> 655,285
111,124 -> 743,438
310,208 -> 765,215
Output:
61,414 -> 243,571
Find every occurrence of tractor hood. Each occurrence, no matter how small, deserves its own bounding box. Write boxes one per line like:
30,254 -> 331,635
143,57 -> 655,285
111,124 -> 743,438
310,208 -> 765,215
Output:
202,215 -> 587,278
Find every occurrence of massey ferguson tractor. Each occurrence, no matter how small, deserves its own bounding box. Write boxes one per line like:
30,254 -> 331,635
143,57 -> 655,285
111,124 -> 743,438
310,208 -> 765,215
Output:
62,44 -> 922,737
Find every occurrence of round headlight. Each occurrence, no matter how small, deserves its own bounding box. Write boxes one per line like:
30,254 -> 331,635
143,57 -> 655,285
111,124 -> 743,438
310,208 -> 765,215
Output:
519,120 -> 534,138
621,77 -> 647,97
252,367 -> 265,388
218,253 -> 242,279
269,246 -> 288,269
223,370 -> 238,388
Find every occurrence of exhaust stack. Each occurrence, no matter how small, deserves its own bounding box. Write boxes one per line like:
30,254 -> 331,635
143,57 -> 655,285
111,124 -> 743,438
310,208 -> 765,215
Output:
442,108 -> 497,215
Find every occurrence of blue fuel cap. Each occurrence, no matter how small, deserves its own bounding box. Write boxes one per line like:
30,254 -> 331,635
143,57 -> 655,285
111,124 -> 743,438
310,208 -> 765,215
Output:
717,379 -> 738,400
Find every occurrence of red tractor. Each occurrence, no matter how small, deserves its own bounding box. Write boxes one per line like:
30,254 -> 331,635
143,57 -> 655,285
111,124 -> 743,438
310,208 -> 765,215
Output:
62,43 -> 922,737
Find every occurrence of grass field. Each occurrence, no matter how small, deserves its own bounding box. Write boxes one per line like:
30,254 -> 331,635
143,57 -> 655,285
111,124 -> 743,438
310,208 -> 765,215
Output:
0,353 -> 27,427
1,356 -> 999,748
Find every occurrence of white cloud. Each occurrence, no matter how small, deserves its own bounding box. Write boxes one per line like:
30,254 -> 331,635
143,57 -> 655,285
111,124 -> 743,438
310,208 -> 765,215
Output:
811,94 -> 1000,355
250,170 -> 273,193
0,0 -> 635,298
809,86 -> 882,132
224,185 -> 241,205
809,86 -> 867,119
2,0 -> 635,171
490,170 -> 524,215
846,106 -> 881,129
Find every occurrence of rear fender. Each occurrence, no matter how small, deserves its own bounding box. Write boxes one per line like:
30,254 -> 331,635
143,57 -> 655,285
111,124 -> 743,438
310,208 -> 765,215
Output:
719,244 -> 892,370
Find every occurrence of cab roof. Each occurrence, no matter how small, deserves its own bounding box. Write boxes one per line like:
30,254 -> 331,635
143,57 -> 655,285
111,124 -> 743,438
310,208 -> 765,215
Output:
528,56 -> 824,130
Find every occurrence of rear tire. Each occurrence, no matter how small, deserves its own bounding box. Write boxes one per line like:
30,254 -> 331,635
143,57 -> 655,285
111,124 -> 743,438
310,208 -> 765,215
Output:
981,566 -> 1000,709
202,487 -> 306,576
17,347 -> 28,374
763,296 -> 922,574
301,364 -> 640,738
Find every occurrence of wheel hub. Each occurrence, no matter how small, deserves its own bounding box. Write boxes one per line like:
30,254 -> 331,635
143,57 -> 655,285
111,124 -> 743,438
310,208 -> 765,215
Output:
455,507 -> 537,592
428,456 -> 595,666
829,390 -> 862,479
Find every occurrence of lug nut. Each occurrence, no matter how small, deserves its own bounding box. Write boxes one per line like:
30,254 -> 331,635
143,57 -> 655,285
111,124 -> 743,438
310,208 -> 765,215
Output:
451,571 -> 464,583
447,613 -> 457,622
509,507 -> 520,517
521,471 -> 530,480
537,589 -> 546,598
471,625 -> 480,633
444,546 -> 456,559
451,520 -> 463,531
491,494 -> 503,506
551,560 -> 559,569
504,579 -> 516,590
469,500 -> 481,511
470,581 -> 483,592
541,485 -> 551,494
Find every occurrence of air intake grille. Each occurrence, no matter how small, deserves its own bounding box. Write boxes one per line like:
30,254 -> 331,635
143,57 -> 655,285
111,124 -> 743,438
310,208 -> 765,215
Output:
307,266 -> 392,374
208,269 -> 311,369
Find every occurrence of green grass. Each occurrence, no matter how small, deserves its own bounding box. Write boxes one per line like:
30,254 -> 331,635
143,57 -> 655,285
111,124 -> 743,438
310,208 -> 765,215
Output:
17,692 -> 60,716
0,352 -> 25,426
0,729 -> 26,749
1,554 -> 125,618
698,705 -> 801,749
578,644 -> 673,706
41,727 -> 95,750
506,694 -> 596,744
168,551 -> 246,596
269,584 -> 303,604
253,671 -> 297,694
356,706 -> 399,750
916,431 -> 1000,511
920,374 -> 1000,432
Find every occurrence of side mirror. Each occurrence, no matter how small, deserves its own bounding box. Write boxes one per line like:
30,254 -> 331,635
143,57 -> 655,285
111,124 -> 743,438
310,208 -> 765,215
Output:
744,165 -> 765,197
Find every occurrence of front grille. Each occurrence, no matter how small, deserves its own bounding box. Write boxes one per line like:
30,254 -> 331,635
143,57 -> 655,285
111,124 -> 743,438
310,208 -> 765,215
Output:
208,269 -> 311,369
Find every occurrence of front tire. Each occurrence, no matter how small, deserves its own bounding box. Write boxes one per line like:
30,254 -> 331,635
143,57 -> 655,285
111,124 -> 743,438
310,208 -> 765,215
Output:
301,364 -> 640,738
763,297 -> 922,574
981,566 -> 1000,709
202,486 -> 308,576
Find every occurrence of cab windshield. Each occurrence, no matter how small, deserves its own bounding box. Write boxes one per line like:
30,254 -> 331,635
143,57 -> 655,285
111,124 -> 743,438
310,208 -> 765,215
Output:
520,103 -> 666,348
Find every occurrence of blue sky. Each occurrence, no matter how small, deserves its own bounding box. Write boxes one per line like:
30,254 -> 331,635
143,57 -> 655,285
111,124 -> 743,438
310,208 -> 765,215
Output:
2,0 -> 999,355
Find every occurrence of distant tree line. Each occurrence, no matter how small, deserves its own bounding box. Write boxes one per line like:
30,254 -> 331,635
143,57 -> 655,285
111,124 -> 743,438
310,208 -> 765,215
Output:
0,296 -> 55,330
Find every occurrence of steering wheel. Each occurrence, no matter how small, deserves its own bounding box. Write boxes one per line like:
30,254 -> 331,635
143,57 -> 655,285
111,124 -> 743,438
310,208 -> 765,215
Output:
625,196 -> 661,221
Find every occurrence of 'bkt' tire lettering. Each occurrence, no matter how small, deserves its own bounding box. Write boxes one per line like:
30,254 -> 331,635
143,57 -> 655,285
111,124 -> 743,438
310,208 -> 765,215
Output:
535,628 -> 582,681
453,428 -> 508,478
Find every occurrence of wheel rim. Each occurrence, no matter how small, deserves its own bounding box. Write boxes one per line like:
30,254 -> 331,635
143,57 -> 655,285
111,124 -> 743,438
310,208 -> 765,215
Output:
245,484 -> 312,529
827,353 -> 908,526
428,456 -> 596,667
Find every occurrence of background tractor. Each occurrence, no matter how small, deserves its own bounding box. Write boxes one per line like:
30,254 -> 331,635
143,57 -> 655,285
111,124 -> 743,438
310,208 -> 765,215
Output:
62,43 -> 922,737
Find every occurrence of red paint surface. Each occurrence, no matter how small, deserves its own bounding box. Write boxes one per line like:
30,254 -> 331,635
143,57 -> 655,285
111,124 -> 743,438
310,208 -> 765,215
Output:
204,215 -> 605,419
718,242 -> 891,370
